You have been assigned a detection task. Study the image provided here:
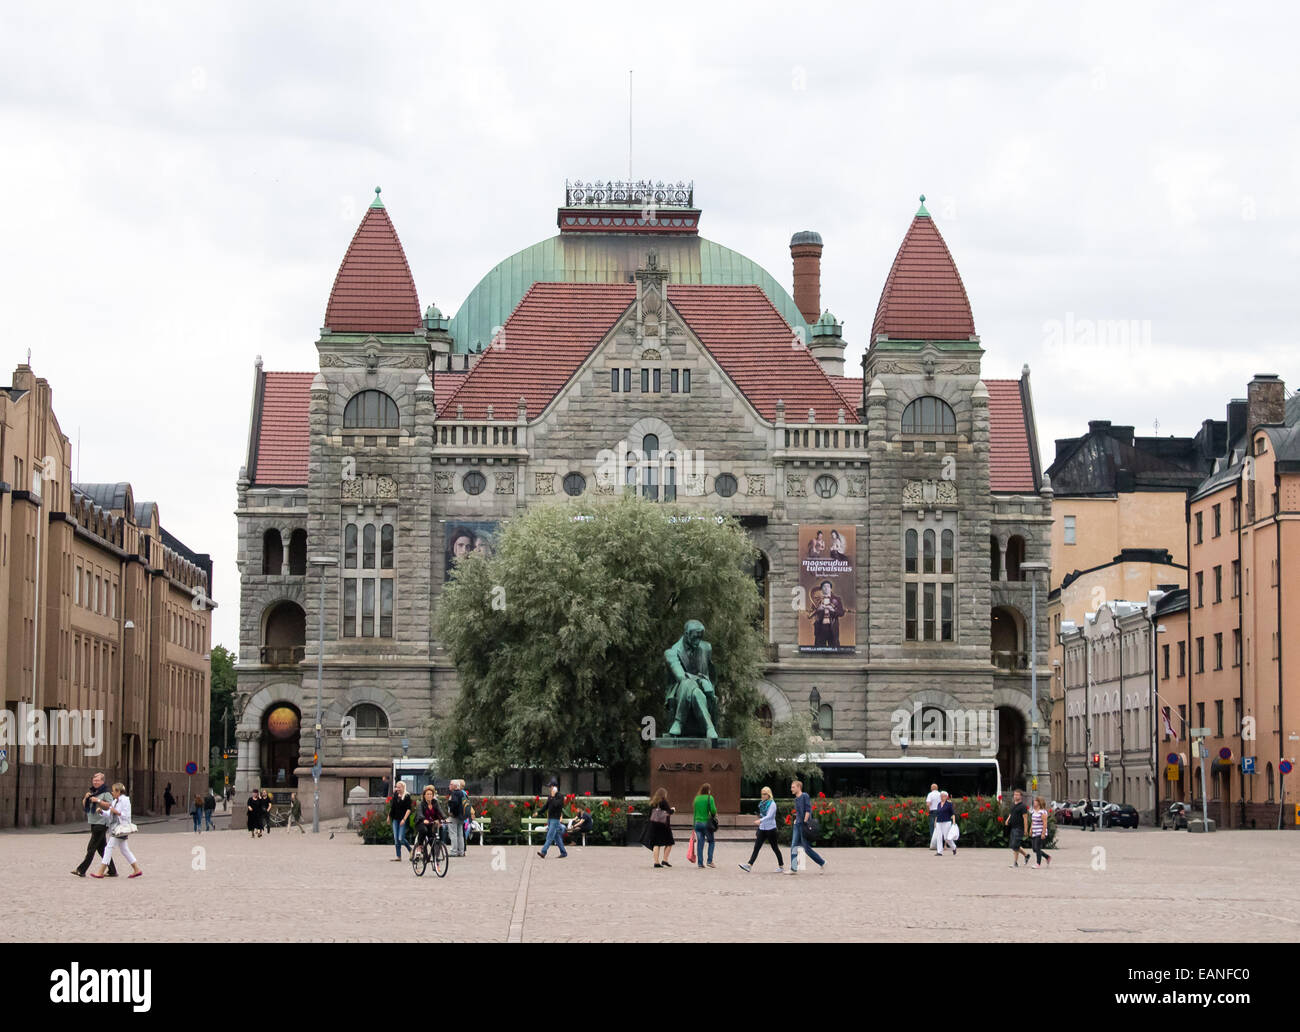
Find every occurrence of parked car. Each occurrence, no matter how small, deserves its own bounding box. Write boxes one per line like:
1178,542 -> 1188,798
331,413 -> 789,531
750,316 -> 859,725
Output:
1162,802 -> 1190,830
1101,803 -> 1139,828
1052,801 -> 1074,824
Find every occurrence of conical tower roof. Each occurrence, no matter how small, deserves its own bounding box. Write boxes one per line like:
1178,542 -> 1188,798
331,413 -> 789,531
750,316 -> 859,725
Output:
323,187 -> 421,333
871,197 -> 975,341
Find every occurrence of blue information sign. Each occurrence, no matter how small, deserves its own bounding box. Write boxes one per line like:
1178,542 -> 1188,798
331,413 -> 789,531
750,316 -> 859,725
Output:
1242,757 -> 1256,774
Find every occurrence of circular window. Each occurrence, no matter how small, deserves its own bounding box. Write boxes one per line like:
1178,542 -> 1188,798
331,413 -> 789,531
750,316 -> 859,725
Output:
563,472 -> 586,497
814,474 -> 838,499
714,473 -> 738,498
463,471 -> 486,495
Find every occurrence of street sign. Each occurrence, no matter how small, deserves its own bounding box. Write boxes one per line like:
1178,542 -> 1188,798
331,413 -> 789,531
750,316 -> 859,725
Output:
1189,728 -> 1210,737
184,761 -> 198,775
1166,764 -> 1180,780
1242,757 -> 1256,774
1219,747 -> 1232,760
1281,760 -> 1294,775
1166,752 -> 1179,764
311,761 -> 322,781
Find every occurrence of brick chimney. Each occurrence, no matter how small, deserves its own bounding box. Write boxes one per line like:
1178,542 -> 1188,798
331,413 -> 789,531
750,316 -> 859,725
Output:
790,231 -> 823,325
1246,374 -> 1285,438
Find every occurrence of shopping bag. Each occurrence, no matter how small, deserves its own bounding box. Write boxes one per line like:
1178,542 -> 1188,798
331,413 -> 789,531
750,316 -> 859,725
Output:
686,831 -> 696,863
946,822 -> 960,844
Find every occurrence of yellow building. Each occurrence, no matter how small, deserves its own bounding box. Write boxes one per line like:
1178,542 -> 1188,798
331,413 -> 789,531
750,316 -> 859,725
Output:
0,363 -> 215,826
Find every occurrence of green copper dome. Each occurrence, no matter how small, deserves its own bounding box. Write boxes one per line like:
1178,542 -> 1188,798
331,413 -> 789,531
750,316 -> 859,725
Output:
448,234 -> 810,353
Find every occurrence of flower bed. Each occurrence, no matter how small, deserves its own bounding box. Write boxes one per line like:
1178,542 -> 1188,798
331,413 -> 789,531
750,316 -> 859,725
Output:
358,794 -> 1053,847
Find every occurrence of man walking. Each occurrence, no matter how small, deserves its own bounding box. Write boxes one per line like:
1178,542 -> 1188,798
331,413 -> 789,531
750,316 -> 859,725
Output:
203,789 -> 216,831
788,780 -> 827,874
536,780 -> 568,859
925,783 -> 942,840
447,779 -> 467,857
72,772 -> 117,878
1006,789 -> 1031,867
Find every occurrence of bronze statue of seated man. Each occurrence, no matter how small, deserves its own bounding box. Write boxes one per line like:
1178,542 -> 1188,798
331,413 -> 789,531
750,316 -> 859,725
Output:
664,619 -> 719,740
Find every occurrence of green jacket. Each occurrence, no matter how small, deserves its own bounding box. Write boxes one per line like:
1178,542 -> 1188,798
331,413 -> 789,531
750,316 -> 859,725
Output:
692,794 -> 717,824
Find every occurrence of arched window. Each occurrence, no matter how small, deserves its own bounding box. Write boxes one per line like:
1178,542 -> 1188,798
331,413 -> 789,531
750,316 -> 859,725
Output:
642,434 -> 659,500
818,704 -> 834,739
344,524 -> 358,568
363,525 -> 376,569
261,601 -> 305,665
262,529 -> 283,575
381,525 -> 394,569
288,529 -> 307,575
756,704 -> 774,735
662,451 -> 677,502
923,530 -> 935,574
901,396 -> 956,434
905,530 -> 918,574
343,390 -> 399,429
1006,535 -> 1026,581
912,705 -> 949,744
347,703 -> 389,738
941,530 -> 954,574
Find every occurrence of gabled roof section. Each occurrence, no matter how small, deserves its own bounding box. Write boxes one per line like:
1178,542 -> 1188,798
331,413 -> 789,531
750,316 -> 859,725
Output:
831,377 -> 863,413
871,210 -> 976,341
324,200 -> 421,334
986,379 -> 1037,493
436,283 -> 635,420
251,372 -> 315,486
668,285 -> 850,422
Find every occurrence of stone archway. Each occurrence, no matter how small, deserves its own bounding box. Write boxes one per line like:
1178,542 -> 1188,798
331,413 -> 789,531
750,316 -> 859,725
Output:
755,679 -> 793,724
235,683 -> 308,795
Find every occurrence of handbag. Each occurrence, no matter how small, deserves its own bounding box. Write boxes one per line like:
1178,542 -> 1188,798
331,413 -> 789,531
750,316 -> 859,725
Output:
707,815 -> 719,833
686,831 -> 696,863
112,822 -> 138,838
649,807 -> 669,825
946,822 -> 960,843
804,817 -> 821,842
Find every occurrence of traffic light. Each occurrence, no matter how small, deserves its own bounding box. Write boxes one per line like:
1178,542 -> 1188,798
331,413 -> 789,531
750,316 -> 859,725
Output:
1091,752 -> 1101,768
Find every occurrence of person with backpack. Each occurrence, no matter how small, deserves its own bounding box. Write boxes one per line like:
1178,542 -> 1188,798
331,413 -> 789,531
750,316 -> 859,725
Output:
788,780 -> 827,874
446,779 -> 468,857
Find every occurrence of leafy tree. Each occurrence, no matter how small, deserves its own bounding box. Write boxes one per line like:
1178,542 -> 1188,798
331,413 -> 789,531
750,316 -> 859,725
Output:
209,645 -> 237,786
436,497 -> 777,795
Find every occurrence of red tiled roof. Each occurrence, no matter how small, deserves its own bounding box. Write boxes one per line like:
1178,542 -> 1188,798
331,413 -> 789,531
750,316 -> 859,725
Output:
252,372 -> 315,486
324,206 -> 422,333
871,215 -> 976,340
667,284 -> 851,422
436,283 -> 636,419
831,377 -> 863,413
986,379 -> 1036,492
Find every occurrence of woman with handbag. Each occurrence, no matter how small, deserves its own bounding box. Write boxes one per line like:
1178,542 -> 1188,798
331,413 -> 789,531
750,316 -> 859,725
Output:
739,786 -> 784,873
642,787 -> 675,868
89,783 -> 142,879
246,789 -> 264,838
1030,797 -> 1052,868
692,782 -> 718,869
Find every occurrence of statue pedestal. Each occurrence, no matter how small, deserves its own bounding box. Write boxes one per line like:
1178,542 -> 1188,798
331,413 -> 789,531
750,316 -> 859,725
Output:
648,740 -> 741,815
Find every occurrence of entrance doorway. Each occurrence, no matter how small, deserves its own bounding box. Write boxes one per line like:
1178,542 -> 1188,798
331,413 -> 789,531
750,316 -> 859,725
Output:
261,704 -> 301,802
997,707 -> 1026,792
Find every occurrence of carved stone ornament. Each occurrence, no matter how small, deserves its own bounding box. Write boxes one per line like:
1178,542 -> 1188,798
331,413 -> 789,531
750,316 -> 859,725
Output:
594,481 -> 615,495
433,471 -> 455,494
682,473 -> 705,496
902,479 -> 958,506
320,354 -> 346,368
746,474 -> 767,497
846,474 -> 868,498
495,471 -> 516,494
395,354 -> 427,368
342,474 -> 398,501
535,472 -> 556,495
785,476 -> 807,498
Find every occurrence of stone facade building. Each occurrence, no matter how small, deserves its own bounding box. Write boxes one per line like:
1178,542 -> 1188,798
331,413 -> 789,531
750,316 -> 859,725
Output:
1,363 -> 214,826
233,185 -> 1052,815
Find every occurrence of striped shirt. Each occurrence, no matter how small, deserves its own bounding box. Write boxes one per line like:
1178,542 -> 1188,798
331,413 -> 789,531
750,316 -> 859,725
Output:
1031,809 -> 1047,837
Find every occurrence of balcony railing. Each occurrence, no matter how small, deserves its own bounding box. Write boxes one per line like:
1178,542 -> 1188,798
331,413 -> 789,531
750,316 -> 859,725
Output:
992,649 -> 1029,671
260,645 -> 305,666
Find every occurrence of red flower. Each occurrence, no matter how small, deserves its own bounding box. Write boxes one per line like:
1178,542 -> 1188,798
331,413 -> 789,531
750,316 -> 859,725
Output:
891,815 -> 899,821
626,806 -> 634,813
962,796 -> 969,801
817,791 -> 826,798
961,812 -> 969,818
385,796 -> 392,803
784,815 -> 792,824
875,816 -> 881,822
996,816 -> 1004,822
584,791 -> 591,796
879,794 -> 886,800
601,800 -> 609,807
509,803 -> 516,809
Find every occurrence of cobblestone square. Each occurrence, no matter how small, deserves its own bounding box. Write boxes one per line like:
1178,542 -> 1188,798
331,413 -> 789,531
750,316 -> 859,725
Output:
9,817 -> 1297,942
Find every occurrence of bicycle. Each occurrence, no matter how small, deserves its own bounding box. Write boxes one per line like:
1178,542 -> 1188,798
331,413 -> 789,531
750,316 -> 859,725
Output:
265,807 -> 286,828
410,822 -> 449,878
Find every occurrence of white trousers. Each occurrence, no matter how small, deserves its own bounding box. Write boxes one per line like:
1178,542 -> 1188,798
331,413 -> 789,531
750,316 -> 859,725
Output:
935,821 -> 952,854
102,834 -> 137,867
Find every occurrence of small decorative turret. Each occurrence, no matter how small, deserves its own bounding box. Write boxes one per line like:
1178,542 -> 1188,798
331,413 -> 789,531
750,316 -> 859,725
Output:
809,309 -> 846,377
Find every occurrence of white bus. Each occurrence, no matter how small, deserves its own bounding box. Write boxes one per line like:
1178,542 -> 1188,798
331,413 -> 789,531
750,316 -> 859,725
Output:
791,753 -> 1003,799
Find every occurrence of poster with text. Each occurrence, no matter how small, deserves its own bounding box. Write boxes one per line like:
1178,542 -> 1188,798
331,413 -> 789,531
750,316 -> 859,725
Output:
798,524 -> 856,653
445,521 -> 499,581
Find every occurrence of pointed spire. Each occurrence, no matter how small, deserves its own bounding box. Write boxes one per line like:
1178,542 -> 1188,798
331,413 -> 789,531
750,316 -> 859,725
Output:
370,186 -> 384,209
870,202 -> 975,341
916,193 -> 929,218
323,192 -> 421,333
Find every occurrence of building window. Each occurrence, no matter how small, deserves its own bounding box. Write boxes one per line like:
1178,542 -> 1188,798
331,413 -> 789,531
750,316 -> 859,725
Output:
1195,637 -> 1204,673
347,703 -> 389,738
1213,565 -> 1222,604
1195,511 -> 1203,544
344,524 -> 358,568
818,704 -> 834,739
670,369 -> 679,393
1214,633 -> 1223,670
652,369 -> 662,393
563,472 -> 586,497
610,369 -> 620,393
1064,515 -> 1075,545
262,529 -> 283,575
901,396 -> 956,434
343,390 -> 399,429
1233,629 -> 1241,667
1212,504 -> 1221,537
1195,571 -> 1203,607
814,474 -> 838,499
1232,560 -> 1241,598
682,369 -> 691,393
904,522 -> 956,642
714,473 -> 737,498
641,434 -> 659,500
381,525 -> 394,569
641,368 -> 649,393
1178,704 -> 1186,739
623,369 -> 632,393
1162,643 -> 1170,679
1177,641 -> 1186,676
1231,497 -> 1240,530
342,513 -> 396,638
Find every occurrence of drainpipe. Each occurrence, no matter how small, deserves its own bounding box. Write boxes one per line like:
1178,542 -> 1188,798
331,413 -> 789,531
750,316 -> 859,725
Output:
1186,492 -> 1194,807
1276,469 -> 1286,830
1236,476 -> 1245,829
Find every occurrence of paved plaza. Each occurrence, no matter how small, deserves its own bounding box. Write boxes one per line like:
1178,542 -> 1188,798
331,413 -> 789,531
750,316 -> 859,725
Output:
10,817 -> 1298,942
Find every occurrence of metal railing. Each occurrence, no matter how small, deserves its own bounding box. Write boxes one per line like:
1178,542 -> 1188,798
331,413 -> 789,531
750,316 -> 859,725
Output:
260,645 -> 305,666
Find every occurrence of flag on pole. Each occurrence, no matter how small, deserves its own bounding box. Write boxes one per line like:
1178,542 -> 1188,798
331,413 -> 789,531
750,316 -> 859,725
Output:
1162,706 -> 1177,740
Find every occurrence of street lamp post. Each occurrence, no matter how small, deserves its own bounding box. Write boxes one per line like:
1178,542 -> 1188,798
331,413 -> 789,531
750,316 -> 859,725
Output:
1020,562 -> 1050,796
309,556 -> 337,833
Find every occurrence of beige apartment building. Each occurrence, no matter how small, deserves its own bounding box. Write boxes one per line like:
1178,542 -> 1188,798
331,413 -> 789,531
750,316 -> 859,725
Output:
0,362 -> 215,826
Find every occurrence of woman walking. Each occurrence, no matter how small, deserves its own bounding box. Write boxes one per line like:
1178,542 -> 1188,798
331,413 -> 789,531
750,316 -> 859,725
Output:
389,782 -> 413,861
89,783 -> 142,879
1030,797 -> 1052,868
246,789 -> 264,838
191,794 -> 204,833
641,787 -> 675,868
692,783 -> 717,869
934,791 -> 956,855
287,791 -> 305,833
739,786 -> 783,873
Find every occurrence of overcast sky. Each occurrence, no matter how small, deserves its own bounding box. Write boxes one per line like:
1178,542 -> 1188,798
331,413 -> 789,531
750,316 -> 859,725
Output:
2,3 -> 1296,650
